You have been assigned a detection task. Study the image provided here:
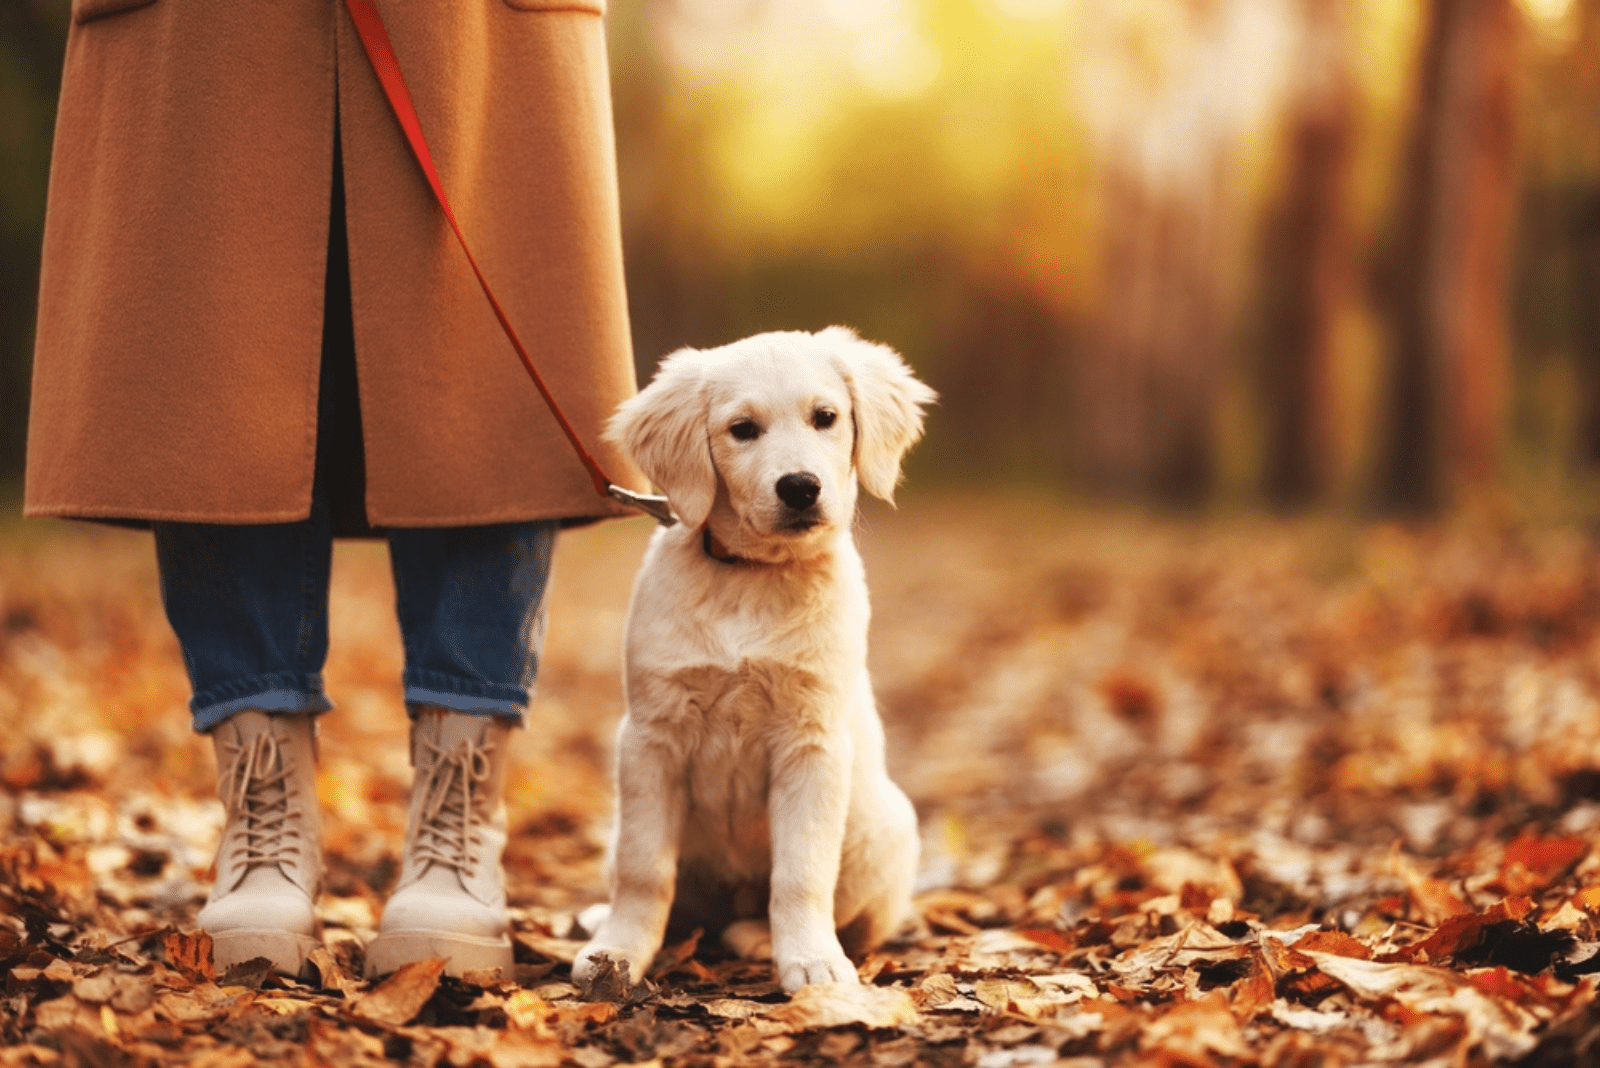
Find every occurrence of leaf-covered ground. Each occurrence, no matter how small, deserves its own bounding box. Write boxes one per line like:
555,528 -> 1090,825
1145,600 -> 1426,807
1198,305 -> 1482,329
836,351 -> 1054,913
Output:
7,493 -> 1600,1066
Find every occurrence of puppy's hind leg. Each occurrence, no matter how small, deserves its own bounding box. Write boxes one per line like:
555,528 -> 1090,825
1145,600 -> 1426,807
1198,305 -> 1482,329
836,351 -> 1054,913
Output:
836,783 -> 919,958
721,919 -> 773,960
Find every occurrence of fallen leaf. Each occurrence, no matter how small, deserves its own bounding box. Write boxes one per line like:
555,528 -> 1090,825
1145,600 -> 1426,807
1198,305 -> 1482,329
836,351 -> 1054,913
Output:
650,928 -> 703,976
1140,989 -> 1248,1059
763,982 -> 920,1031
1305,951 -> 1540,1060
1500,834 -> 1589,895
1229,971 -> 1276,1020
484,992 -> 561,1046
308,946 -> 364,998
353,957 -> 446,1026
704,998 -> 767,1021
1288,929 -> 1372,960
163,930 -> 215,981
1394,852 -> 1474,926
513,931 -> 584,965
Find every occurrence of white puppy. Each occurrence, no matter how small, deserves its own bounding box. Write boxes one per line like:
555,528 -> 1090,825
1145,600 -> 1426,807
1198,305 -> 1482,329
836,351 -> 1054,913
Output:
572,328 -> 935,992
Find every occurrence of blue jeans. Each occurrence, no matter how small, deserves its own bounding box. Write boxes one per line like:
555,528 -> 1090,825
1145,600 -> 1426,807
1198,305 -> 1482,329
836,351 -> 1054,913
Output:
154,497 -> 556,733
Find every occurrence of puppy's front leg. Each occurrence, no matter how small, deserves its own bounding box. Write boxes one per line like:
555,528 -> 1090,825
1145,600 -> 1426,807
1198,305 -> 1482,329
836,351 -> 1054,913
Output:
573,725 -> 685,987
768,738 -> 857,991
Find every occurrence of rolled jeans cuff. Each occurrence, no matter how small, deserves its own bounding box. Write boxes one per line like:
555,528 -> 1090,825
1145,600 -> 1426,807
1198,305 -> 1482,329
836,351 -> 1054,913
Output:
403,669 -> 528,726
191,672 -> 334,733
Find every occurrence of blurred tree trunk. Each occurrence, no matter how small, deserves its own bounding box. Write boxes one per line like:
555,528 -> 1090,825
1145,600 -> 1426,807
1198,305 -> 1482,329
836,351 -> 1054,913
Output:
938,280 -> 1076,484
1572,190 -> 1600,469
1371,0 -> 1520,514
1257,0 -> 1353,510
1077,170 -> 1230,508
1072,0 -> 1281,509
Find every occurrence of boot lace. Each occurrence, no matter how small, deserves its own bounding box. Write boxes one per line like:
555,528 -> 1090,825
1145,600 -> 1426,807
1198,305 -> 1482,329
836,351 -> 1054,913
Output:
222,729 -> 302,869
412,736 -> 495,877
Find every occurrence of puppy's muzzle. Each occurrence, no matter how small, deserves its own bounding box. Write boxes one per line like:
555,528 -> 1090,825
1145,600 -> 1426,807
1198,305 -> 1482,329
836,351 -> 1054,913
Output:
775,473 -> 822,512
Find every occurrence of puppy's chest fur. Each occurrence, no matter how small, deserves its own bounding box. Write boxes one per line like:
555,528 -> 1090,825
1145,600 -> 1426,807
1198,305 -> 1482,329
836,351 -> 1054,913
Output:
664,658 -> 820,875
626,530 -> 867,875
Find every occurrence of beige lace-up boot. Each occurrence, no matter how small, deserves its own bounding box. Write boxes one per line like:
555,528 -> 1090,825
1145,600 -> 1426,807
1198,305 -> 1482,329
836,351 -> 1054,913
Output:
198,710 -> 323,977
365,708 -> 515,977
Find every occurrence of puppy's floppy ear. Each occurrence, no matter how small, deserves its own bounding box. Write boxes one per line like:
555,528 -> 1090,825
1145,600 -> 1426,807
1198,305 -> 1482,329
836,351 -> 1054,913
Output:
822,326 -> 937,503
605,347 -> 717,528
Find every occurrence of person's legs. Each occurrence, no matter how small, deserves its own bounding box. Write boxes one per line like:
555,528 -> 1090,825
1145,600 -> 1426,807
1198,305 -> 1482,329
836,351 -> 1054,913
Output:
153,502 -> 334,977
150,121 -> 358,979
390,520 -> 557,723
155,500 -> 336,731
365,520 -> 557,977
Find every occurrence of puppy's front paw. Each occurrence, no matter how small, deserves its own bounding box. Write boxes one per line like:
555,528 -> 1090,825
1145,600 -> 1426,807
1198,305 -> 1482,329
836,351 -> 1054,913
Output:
776,948 -> 859,992
572,940 -> 653,993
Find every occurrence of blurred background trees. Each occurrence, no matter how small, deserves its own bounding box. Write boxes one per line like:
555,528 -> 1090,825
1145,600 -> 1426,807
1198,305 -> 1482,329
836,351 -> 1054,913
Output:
2,0 -> 1597,516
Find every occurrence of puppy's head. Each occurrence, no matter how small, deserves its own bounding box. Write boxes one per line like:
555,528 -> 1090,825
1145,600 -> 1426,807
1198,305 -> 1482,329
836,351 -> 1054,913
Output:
606,329 -> 936,555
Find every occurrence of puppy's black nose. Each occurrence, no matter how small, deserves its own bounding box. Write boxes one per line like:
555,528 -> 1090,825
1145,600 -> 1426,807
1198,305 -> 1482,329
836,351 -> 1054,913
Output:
775,472 -> 821,510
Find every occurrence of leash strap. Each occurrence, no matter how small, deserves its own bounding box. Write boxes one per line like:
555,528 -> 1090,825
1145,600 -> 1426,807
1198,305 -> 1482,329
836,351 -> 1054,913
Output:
342,0 -> 675,525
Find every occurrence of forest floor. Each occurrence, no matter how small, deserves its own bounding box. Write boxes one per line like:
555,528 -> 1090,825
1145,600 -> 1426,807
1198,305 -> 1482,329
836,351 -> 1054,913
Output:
8,492 -> 1600,1066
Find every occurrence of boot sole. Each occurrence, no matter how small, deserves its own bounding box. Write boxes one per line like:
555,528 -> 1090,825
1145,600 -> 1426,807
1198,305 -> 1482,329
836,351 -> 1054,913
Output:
364,930 -> 513,979
210,928 -> 320,978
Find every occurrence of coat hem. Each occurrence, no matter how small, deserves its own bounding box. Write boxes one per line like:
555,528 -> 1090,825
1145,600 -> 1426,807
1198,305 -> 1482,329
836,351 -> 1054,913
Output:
22,497 -> 651,529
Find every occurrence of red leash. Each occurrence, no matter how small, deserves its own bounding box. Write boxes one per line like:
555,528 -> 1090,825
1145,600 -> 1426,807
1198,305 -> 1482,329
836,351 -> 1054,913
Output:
342,0 -> 674,524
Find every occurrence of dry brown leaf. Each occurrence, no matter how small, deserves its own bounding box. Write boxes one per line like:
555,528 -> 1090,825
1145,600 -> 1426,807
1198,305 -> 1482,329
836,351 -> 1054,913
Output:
1304,951 -> 1540,1061
1014,925 -> 1075,953
703,998 -> 767,1021
306,1015 -> 387,1067
1140,989 -> 1249,1060
650,928 -> 702,976
1288,930 -> 1373,960
353,957 -> 447,1027
1400,896 -> 1535,963
1402,871 -> 1474,926
308,946 -> 364,998
254,996 -> 309,1016
1229,970 -> 1276,1020
552,1000 -> 618,1027
912,972 -> 962,1009
513,931 -> 584,964
1574,885 -> 1600,914
762,982 -> 919,1032
1500,834 -> 1589,895
423,1026 -> 564,1068
504,990 -> 556,1036
163,930 -> 215,981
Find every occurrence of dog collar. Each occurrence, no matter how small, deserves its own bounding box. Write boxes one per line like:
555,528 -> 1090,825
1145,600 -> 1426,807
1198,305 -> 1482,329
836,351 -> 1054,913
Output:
701,527 -> 745,565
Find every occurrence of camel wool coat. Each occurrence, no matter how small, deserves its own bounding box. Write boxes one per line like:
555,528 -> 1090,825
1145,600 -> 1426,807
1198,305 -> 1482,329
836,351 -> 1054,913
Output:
25,0 -> 645,528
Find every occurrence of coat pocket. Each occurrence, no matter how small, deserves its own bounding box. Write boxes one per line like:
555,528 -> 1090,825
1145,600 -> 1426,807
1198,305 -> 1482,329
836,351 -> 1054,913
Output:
502,0 -> 605,13
73,0 -> 157,23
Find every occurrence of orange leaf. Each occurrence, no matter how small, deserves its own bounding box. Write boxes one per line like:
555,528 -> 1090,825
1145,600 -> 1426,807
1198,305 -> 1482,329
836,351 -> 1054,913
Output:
354,958 -> 447,1027
1401,870 -> 1473,926
162,931 -> 215,982
1288,930 -> 1373,960
1016,925 -> 1076,953
1401,897 -> 1534,963
1505,834 -> 1588,878
1229,971 -> 1276,1021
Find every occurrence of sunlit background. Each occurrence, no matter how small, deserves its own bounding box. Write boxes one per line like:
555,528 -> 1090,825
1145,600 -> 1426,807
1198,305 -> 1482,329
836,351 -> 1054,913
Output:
2,0 -> 1598,516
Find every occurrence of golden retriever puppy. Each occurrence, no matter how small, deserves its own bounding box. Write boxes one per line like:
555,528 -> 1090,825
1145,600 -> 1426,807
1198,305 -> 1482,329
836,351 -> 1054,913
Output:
573,328 -> 935,992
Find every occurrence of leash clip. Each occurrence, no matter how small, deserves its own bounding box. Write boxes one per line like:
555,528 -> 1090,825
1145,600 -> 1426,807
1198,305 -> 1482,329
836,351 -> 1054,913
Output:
607,484 -> 678,527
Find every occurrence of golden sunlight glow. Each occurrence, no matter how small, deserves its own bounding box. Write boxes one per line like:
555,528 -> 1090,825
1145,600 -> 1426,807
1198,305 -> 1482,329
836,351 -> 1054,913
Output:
1517,0 -> 1580,45
1519,0 -> 1574,23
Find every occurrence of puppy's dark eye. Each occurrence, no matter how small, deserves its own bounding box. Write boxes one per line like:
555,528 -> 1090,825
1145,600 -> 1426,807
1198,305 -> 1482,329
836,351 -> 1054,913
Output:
813,408 -> 837,430
730,419 -> 762,441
